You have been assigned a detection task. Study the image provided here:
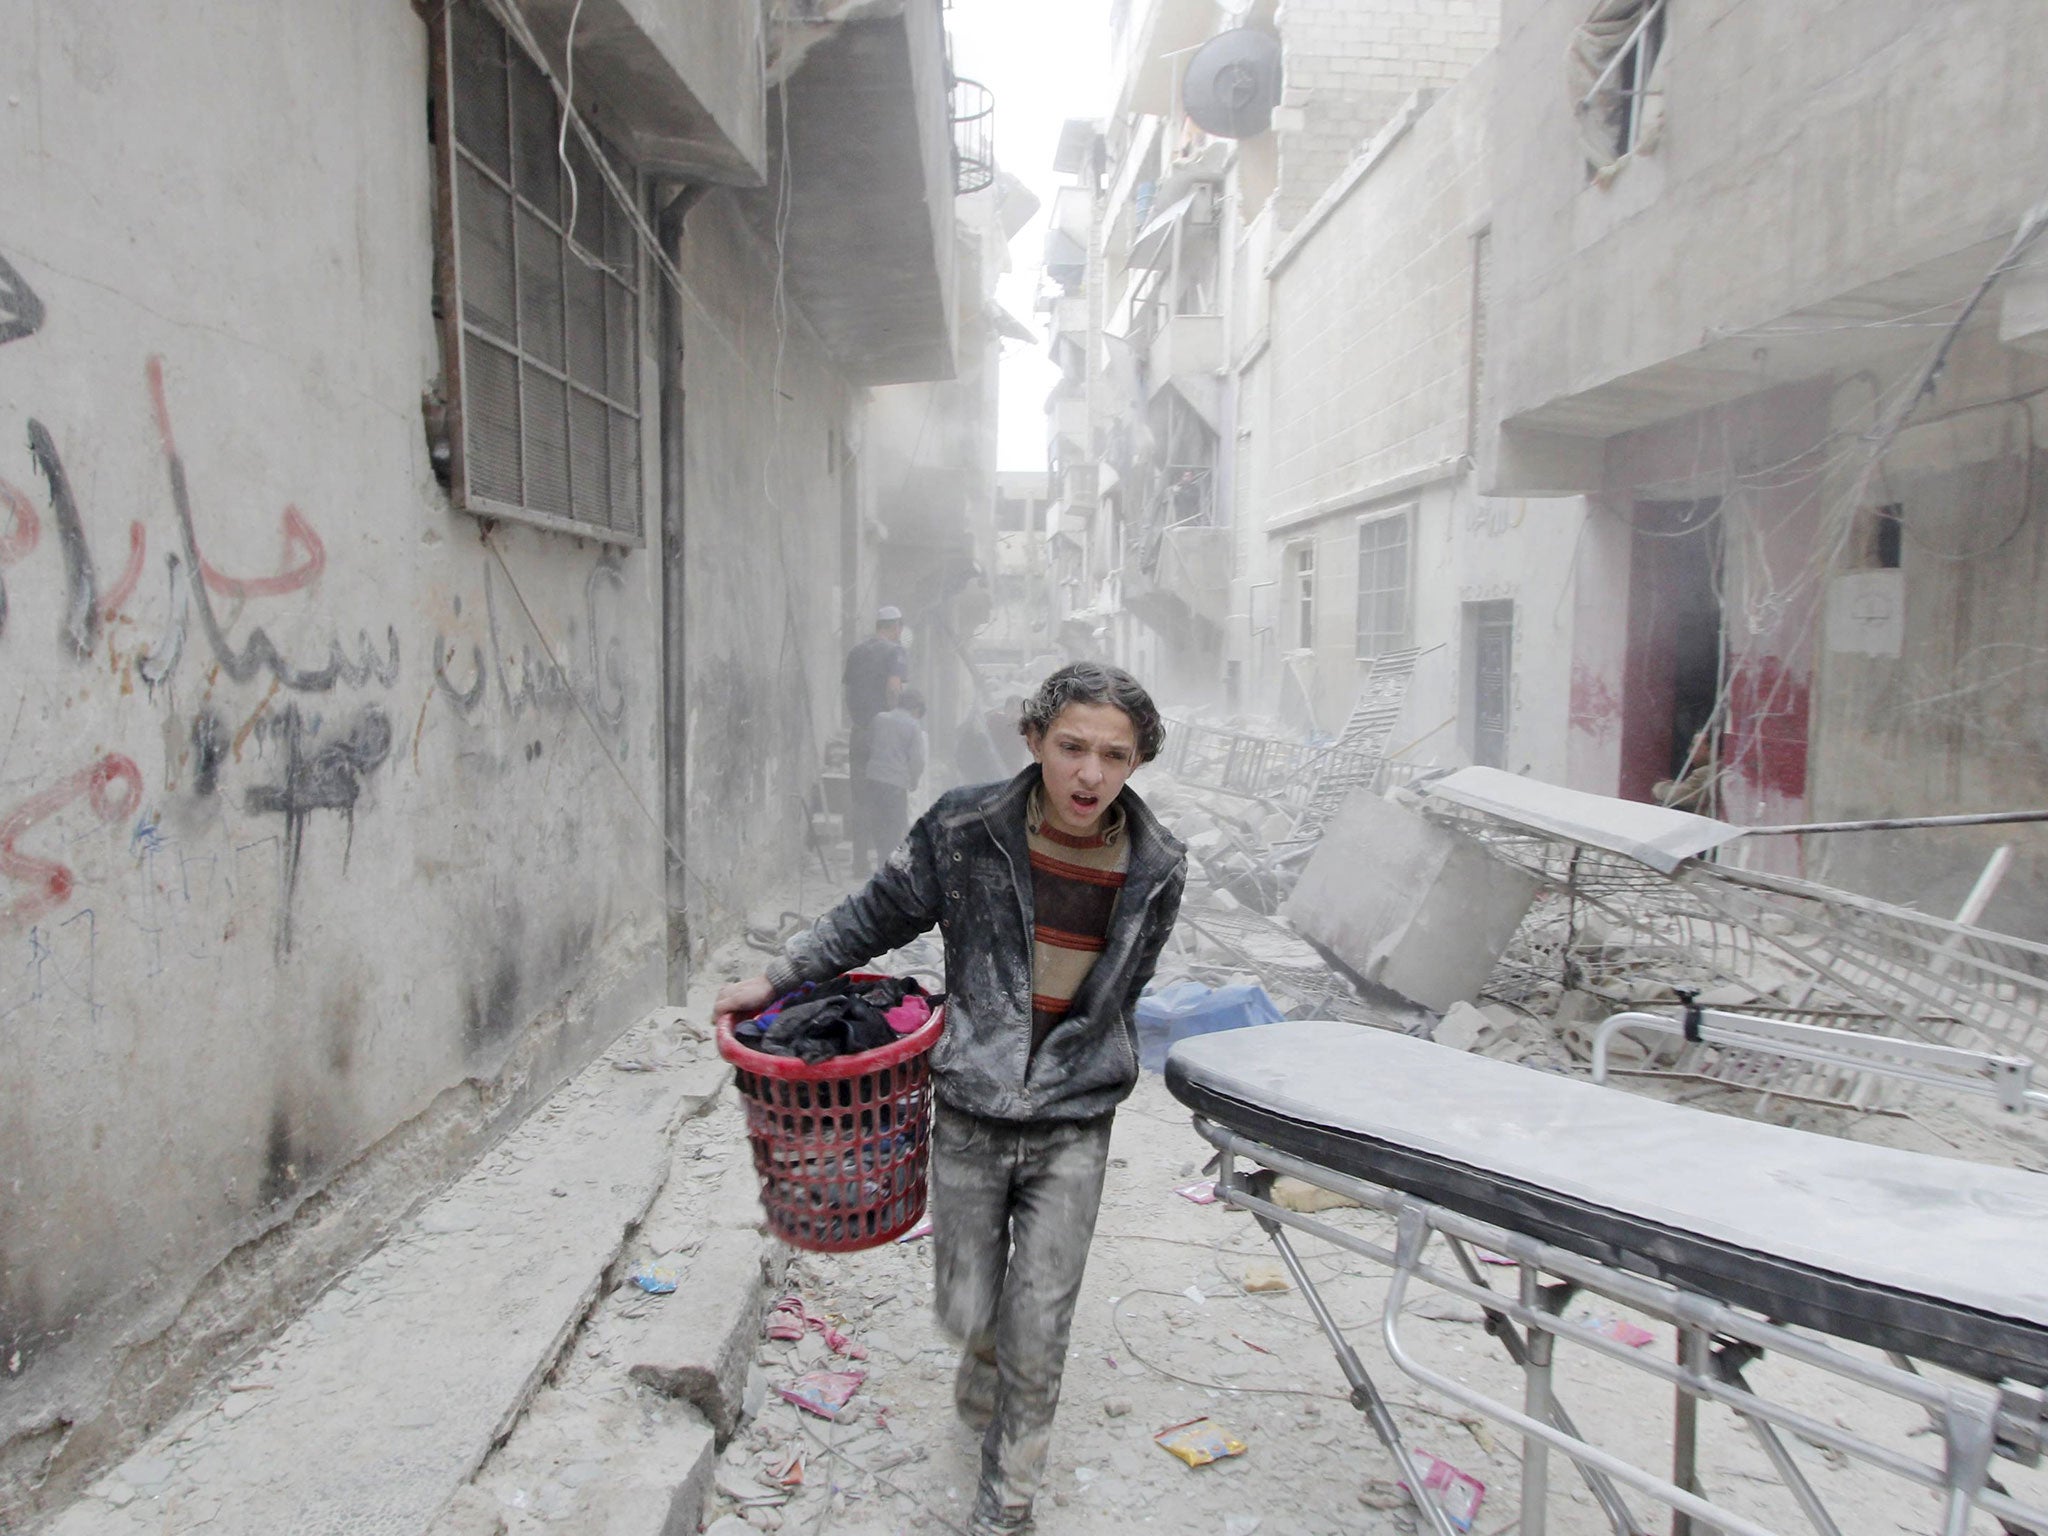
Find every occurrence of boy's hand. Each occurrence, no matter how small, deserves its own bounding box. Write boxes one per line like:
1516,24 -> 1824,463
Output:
714,974 -> 778,1026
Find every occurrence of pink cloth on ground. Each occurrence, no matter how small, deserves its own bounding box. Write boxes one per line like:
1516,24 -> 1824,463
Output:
883,995 -> 931,1034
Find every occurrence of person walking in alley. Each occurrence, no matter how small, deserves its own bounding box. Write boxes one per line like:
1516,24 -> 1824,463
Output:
715,663 -> 1187,1536
862,687 -> 928,869
843,605 -> 910,874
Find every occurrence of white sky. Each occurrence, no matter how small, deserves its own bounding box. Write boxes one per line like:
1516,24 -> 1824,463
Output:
946,0 -> 1113,473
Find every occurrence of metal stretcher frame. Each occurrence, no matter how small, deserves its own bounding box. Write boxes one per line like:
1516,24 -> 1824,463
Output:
1192,1120 -> 2048,1536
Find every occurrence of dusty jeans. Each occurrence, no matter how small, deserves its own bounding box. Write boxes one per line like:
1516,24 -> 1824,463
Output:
930,1103 -> 1115,1528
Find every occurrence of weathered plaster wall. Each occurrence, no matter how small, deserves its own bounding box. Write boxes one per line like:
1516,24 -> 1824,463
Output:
0,3 -> 665,1513
1276,0 -> 1500,229
1806,332 -> 2048,938
672,191 -> 856,925
1487,0 -> 2048,435
1249,64 -> 1583,777
1265,66 -> 1492,522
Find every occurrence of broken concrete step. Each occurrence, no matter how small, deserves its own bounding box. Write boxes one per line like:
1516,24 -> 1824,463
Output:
50,1013 -> 705,1536
629,1227 -> 782,1441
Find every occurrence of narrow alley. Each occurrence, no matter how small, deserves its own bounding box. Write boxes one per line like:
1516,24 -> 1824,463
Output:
4,3 -> 2047,1535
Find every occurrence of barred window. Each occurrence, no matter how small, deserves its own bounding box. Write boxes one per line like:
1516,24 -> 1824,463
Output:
435,0 -> 643,542
1355,508 -> 1411,660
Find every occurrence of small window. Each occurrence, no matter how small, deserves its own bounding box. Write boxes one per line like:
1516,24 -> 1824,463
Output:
1287,541 -> 1316,650
1355,508 -> 1412,660
433,0 -> 644,543
1873,502 -> 1904,570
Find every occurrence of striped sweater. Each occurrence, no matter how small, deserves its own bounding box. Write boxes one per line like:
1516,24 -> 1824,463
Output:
1026,790 -> 1130,1056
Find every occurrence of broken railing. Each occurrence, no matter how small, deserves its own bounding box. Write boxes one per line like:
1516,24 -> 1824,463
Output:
1416,768 -> 2048,1103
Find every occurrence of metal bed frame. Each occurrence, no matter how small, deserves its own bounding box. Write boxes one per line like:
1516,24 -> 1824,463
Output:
1170,1027 -> 2048,1536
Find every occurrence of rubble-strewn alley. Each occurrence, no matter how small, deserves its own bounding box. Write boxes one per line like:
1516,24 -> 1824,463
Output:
8,0 -> 2048,1532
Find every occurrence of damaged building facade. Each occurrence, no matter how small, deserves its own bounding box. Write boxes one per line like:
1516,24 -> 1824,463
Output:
0,0 -> 995,1518
1483,0 -> 2048,930
1040,0 -> 2048,934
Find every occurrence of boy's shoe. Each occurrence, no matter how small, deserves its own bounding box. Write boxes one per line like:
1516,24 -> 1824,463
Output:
969,1509 -> 1032,1536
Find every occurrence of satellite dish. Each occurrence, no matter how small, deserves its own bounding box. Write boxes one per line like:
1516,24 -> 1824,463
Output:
1182,28 -> 1282,139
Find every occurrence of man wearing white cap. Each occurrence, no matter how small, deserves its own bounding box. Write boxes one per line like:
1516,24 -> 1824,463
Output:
842,605 -> 910,872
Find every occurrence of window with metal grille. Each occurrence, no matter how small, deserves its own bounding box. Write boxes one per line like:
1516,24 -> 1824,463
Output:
1355,507 -> 1411,660
433,0 -> 643,543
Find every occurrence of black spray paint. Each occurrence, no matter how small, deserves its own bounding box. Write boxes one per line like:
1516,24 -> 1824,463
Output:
27,420 -> 98,658
190,709 -> 227,798
138,554 -> 188,693
0,251 -> 44,348
243,703 -> 393,954
155,389 -> 400,693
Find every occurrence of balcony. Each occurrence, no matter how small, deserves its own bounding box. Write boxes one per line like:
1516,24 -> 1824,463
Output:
952,76 -> 994,195
1147,311 -> 1224,396
1050,293 -> 1090,347
1126,524 -> 1230,634
1049,394 -> 1090,456
742,0 -> 958,385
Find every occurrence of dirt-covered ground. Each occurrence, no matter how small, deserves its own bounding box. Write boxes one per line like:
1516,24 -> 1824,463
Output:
685,1065 -> 2040,1536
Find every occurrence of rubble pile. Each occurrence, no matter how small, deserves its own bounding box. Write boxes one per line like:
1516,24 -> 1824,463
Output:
1138,772 -> 1393,1026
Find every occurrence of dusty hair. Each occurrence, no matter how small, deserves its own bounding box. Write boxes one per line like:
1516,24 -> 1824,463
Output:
1017,662 -> 1166,764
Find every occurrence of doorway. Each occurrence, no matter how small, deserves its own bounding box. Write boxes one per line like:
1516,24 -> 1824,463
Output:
1462,600 -> 1513,769
1620,500 -> 1723,806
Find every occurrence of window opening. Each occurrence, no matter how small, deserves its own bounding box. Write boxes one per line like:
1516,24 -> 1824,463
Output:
1570,0 -> 1668,173
1874,502 -> 1904,570
435,0 -> 644,543
1288,540 -> 1316,650
1355,508 -> 1412,659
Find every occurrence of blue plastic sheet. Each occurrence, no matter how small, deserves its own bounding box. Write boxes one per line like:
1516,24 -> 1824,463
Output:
1136,980 -> 1285,1074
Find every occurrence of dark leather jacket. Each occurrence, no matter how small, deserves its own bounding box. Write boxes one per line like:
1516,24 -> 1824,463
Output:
766,766 -> 1187,1121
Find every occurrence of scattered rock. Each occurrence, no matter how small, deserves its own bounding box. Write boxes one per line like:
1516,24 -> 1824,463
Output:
1271,1176 -> 1359,1213
1102,1397 -> 1132,1418
1433,1000 -> 1490,1053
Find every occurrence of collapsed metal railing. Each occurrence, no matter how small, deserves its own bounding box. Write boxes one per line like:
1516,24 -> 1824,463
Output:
1425,800 -> 2048,1093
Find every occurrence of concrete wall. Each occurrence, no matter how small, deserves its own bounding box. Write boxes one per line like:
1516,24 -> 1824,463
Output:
672,193 -> 858,922
1805,331 -> 2048,938
1487,0 -> 2048,440
0,2 -> 670,1514
1243,63 -> 1583,777
1275,0 -> 1499,229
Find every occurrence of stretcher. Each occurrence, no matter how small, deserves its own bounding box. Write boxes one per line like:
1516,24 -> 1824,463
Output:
1165,1021 -> 2048,1536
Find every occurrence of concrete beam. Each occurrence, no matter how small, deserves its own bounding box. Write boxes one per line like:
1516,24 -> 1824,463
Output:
1484,423 -> 1606,498
521,0 -> 769,185
746,0 -> 960,386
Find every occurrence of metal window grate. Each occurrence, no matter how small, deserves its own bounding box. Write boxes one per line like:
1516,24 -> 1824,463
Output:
440,0 -> 643,543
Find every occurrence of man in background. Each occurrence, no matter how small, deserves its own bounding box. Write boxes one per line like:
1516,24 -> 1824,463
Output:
862,687 -> 927,870
842,605 -> 909,873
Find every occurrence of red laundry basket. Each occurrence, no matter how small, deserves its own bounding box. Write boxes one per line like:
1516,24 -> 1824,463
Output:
716,975 -> 944,1253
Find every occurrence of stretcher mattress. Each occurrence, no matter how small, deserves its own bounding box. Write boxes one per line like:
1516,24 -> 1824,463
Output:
1166,1022 -> 2048,1386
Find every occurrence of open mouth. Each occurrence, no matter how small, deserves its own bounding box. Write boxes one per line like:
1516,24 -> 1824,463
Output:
1070,792 -> 1101,816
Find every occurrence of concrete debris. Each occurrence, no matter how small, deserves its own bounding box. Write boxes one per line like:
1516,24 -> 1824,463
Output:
630,1228 -> 782,1441
1286,788 -> 1539,1013
1269,1176 -> 1360,1214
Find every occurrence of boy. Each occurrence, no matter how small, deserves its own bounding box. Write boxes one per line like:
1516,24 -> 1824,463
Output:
716,663 -> 1186,1535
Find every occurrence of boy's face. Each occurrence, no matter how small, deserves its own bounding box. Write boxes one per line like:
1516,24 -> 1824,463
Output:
1028,702 -> 1140,837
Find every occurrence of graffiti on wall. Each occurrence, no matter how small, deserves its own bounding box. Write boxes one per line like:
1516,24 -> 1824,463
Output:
0,253 -> 632,976
243,704 -> 394,955
147,358 -> 401,695
0,754 -> 144,929
0,252 -> 43,348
